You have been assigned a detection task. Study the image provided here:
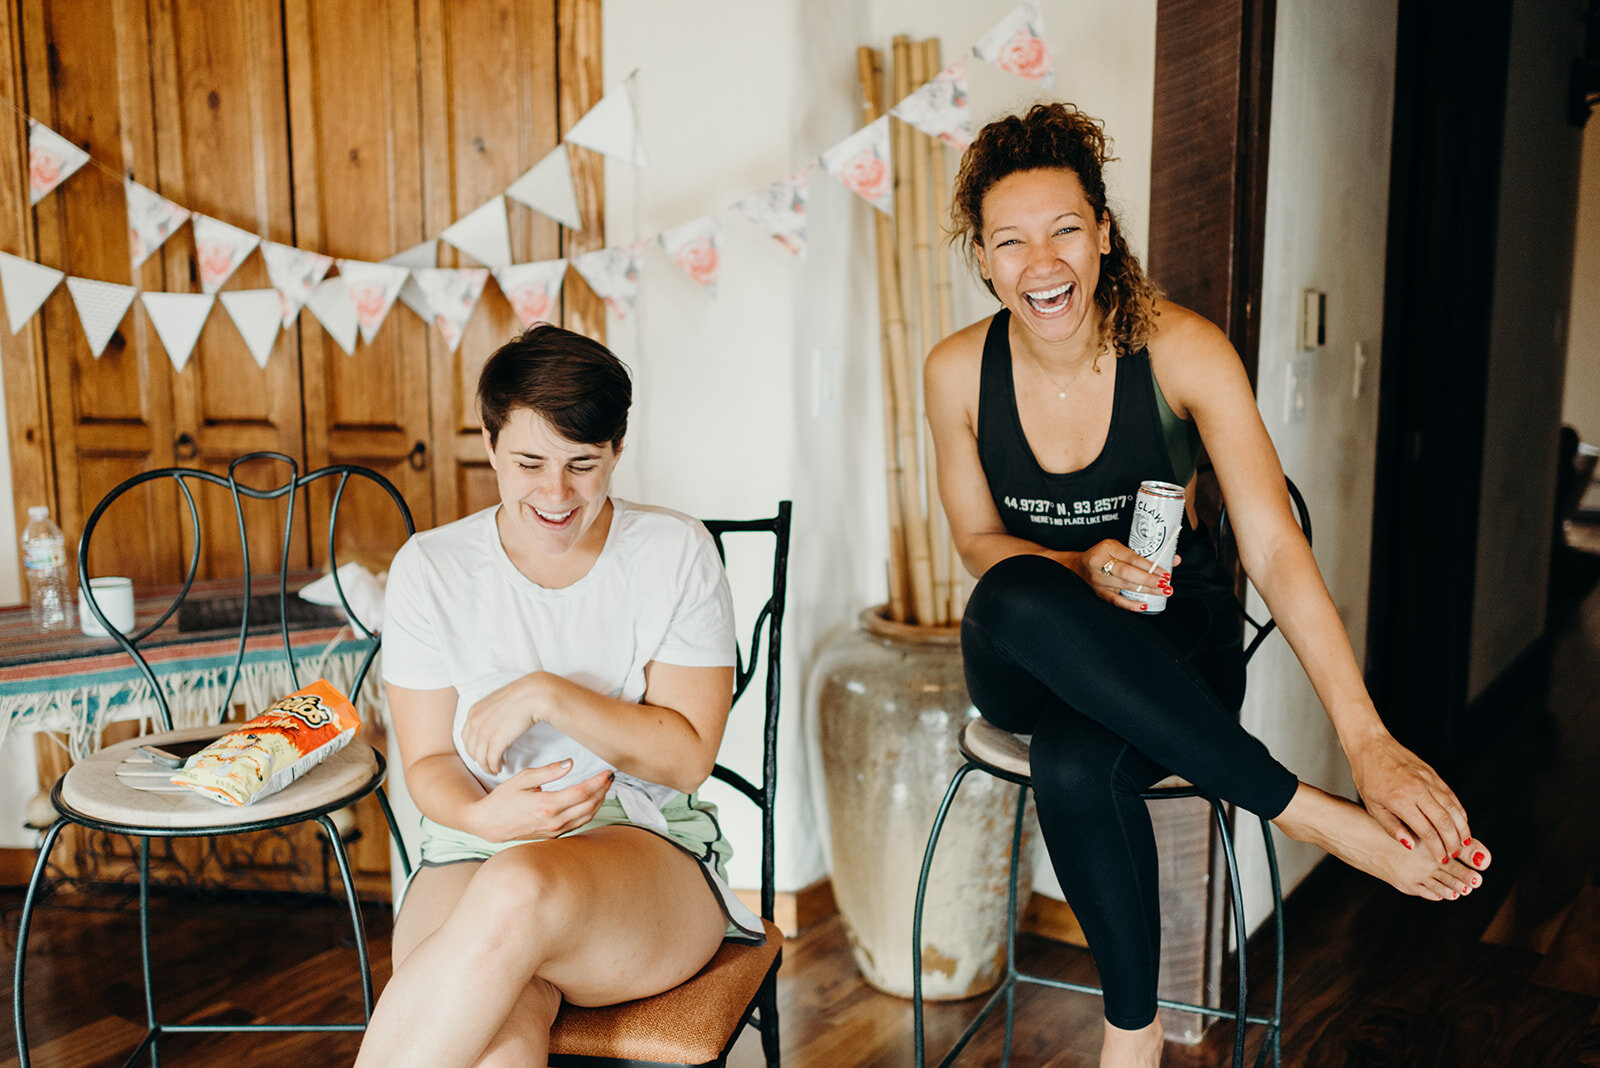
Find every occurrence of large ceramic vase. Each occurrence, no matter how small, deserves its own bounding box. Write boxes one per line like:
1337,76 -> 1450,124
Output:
813,606 -> 1033,1000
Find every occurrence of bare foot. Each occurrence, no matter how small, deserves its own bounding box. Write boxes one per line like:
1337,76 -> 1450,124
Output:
1273,784 -> 1490,901
1101,1016 -> 1163,1068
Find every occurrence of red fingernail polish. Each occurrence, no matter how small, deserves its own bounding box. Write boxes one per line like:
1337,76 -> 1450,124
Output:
1473,851 -> 1485,866
1401,838 -> 1412,850
1139,604 -> 1148,611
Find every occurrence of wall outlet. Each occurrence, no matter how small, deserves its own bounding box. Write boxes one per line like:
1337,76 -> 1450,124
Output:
1299,289 -> 1326,350
1284,357 -> 1310,424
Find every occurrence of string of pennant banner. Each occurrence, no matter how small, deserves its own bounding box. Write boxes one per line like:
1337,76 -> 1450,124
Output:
0,1 -> 1053,373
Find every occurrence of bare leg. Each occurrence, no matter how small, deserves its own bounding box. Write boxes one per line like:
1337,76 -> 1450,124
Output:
356,826 -> 727,1068
1100,1016 -> 1164,1068
1273,783 -> 1492,901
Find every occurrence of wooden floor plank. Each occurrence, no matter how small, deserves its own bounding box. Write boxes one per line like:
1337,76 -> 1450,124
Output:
1533,884 -> 1600,996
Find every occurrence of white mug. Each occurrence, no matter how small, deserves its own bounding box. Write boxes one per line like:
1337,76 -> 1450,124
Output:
79,576 -> 135,637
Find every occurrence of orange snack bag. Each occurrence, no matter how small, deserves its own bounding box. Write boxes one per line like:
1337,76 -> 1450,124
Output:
171,679 -> 362,807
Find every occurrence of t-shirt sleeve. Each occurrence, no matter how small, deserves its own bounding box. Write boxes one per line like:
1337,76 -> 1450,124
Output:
380,538 -> 455,690
651,523 -> 738,669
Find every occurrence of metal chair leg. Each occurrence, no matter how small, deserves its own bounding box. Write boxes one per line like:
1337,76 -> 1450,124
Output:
999,786 -> 1029,1068
1262,816 -> 1285,1068
13,818 -> 67,1068
317,814 -> 374,1019
138,836 -> 161,1067
375,785 -> 412,879
913,761 -> 974,1068
756,968 -> 780,1066
1212,802 -> 1247,1068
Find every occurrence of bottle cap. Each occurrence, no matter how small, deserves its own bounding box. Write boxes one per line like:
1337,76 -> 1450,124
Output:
27,506 -> 48,520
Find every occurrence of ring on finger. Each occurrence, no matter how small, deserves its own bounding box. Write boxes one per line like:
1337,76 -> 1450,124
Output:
1101,559 -> 1114,577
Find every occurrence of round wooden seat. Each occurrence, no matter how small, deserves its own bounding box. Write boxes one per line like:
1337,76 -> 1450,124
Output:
958,717 -> 1189,790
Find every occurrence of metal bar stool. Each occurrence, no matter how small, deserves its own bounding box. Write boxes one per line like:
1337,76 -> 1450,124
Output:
912,477 -> 1312,1068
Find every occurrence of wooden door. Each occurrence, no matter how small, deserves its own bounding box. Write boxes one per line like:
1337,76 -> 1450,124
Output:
283,0 -> 434,564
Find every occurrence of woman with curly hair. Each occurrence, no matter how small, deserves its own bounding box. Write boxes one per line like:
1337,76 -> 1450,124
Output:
924,103 -> 1489,1067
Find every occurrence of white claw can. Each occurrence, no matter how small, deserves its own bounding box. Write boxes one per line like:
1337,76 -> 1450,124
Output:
1122,480 -> 1186,613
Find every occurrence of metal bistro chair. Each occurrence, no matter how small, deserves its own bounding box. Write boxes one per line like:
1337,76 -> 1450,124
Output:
13,453 -> 416,1067
548,500 -> 792,1068
913,478 -> 1313,1068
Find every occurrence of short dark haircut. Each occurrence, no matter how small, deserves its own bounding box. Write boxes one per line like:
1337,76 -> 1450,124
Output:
477,323 -> 632,449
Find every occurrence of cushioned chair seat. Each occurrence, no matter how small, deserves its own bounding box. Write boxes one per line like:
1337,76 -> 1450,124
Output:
549,918 -> 784,1064
58,723 -> 381,830
958,717 -> 1188,790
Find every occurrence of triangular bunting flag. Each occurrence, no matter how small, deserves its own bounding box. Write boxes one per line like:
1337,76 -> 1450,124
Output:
735,170 -> 809,258
570,243 -> 645,321
891,57 -> 974,150
307,276 -> 358,355
141,292 -> 213,373
219,289 -> 283,369
493,260 -> 567,328
819,117 -> 894,215
261,241 -> 334,328
412,268 -> 489,353
565,80 -> 649,167
658,216 -> 722,298
124,180 -> 191,268
0,252 -> 64,334
440,196 -> 512,269
972,1 -> 1055,90
191,213 -> 261,294
335,259 -> 410,343
64,277 -> 137,358
506,145 -> 583,230
385,240 -> 439,323
27,119 -> 90,205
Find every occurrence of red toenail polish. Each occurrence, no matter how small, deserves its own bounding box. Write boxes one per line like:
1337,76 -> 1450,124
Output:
1452,851 -> 1460,859
1463,837 -> 1472,845
1473,851 -> 1485,866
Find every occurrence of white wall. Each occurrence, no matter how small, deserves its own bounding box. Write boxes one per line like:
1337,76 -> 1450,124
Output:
1566,119 -> 1600,445
1233,0 -> 1399,928
1469,0 -> 1584,699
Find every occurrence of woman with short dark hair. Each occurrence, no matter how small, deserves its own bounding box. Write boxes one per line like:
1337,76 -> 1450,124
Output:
355,324 -> 761,1068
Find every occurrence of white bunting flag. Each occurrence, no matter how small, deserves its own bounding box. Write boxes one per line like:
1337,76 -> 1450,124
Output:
565,80 -> 648,168
736,170 -> 809,258
658,216 -> 722,298
441,196 -> 513,270
891,57 -> 974,150
972,1 -> 1055,90
307,276 -> 358,355
124,180 -> 191,268
506,145 -> 583,230
819,116 -> 894,216
0,252 -> 64,334
27,120 -> 90,205
493,259 -> 567,328
141,292 -> 213,373
570,243 -> 645,321
65,277 -> 137,358
335,260 -> 410,344
261,241 -> 334,328
191,213 -> 261,294
219,289 -> 284,369
413,268 -> 489,353
385,240 -> 439,323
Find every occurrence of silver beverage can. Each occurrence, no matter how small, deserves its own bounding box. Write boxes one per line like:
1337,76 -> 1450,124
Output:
1121,480 -> 1186,613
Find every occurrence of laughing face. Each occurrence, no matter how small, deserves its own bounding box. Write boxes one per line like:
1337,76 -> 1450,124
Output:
974,167 -> 1112,349
484,407 -> 620,580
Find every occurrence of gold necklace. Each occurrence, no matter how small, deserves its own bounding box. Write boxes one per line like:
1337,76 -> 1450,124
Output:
1025,347 -> 1104,400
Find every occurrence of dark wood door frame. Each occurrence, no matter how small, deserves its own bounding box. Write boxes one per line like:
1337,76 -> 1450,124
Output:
1366,0 -> 1515,758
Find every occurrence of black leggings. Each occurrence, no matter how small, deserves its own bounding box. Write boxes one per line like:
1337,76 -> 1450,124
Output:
961,554 -> 1299,1030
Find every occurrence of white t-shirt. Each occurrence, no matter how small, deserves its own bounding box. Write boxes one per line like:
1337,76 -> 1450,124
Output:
381,498 -> 737,799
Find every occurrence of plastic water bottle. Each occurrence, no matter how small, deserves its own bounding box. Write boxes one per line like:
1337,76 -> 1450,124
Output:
21,505 -> 73,631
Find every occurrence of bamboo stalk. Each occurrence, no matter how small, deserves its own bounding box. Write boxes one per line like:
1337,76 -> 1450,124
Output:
910,40 -> 951,626
858,46 -> 910,623
882,40 -> 937,625
925,38 -> 963,623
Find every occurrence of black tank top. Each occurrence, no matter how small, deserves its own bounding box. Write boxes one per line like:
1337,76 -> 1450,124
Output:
976,310 -> 1230,599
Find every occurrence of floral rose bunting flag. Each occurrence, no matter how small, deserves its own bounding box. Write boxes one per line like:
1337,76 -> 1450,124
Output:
412,267 -> 489,353
570,243 -> 645,321
125,180 -> 191,268
261,241 -> 334,327
736,170 -> 809,258
890,57 -> 973,150
972,1 -> 1054,89
819,116 -> 893,216
64,277 -> 137,359
658,216 -> 722,298
335,260 -> 410,344
190,213 -> 261,294
140,292 -> 214,373
492,260 -> 568,328
27,120 -> 90,204
307,276 -> 358,355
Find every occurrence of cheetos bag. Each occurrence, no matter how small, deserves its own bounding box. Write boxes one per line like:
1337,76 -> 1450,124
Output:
171,679 -> 361,806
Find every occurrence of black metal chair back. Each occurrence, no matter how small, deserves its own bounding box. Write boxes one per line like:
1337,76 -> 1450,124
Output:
1215,476 -> 1315,662
76,452 -> 415,732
